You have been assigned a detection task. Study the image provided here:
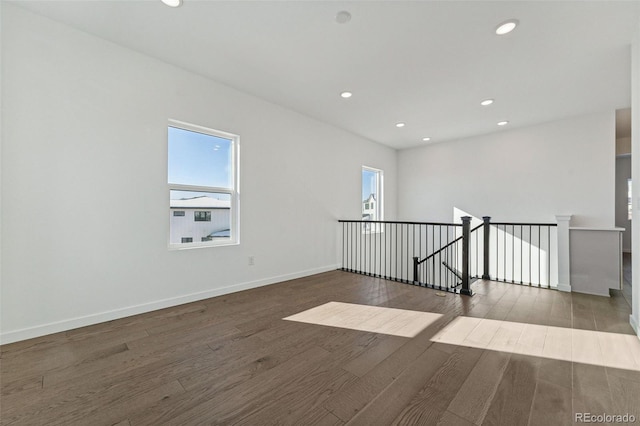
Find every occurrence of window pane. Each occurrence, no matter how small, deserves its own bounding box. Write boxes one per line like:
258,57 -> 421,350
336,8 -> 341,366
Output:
170,190 -> 231,244
168,126 -> 232,188
362,168 -> 380,221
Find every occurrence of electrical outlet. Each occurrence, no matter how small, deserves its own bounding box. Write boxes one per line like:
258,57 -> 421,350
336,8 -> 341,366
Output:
248,256 -> 255,266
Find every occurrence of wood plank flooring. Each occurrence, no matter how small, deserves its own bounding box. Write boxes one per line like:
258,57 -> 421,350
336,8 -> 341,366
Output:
1,271 -> 638,425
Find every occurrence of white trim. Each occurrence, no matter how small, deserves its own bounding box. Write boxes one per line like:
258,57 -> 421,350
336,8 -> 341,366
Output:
362,165 -> 384,222
557,283 -> 572,293
0,264 -> 340,345
556,214 -> 572,294
169,119 -> 238,142
569,227 -> 625,232
167,120 -> 240,249
571,289 -> 611,298
630,313 -> 638,336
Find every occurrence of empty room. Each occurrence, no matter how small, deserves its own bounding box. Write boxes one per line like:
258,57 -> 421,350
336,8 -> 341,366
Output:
1,1 -> 640,425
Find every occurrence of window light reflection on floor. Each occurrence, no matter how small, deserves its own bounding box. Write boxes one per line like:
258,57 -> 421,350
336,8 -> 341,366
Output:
283,301 -> 442,338
431,316 -> 640,371
284,302 -> 640,371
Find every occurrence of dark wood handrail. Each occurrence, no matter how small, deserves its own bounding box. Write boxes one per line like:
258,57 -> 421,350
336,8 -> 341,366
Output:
338,219 -> 462,227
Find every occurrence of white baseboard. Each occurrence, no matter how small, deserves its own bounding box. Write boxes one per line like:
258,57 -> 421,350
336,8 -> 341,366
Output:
0,264 -> 340,345
556,283 -> 572,293
631,314 -> 639,336
571,289 -> 611,297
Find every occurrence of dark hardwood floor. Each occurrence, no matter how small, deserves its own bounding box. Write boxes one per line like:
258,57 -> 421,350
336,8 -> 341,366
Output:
1,271 -> 638,425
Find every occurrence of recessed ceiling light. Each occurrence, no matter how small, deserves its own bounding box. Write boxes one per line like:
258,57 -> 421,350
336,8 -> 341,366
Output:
161,0 -> 182,7
396,122 -> 406,128
497,121 -> 509,126
480,99 -> 494,106
336,11 -> 351,24
340,91 -> 352,99
495,19 -> 519,35
422,137 -> 431,142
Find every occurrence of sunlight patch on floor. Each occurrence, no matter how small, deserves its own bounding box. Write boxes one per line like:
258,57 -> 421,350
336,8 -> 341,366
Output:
431,316 -> 640,371
283,301 -> 443,338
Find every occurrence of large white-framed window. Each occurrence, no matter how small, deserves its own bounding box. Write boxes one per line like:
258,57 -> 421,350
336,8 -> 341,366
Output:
362,166 -> 383,232
168,120 -> 239,249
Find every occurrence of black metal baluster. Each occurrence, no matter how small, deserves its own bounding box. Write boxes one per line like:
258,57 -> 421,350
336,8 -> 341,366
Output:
475,227 -> 478,277
383,223 -> 389,279
460,216 -> 472,296
538,225 -> 541,286
548,226 -> 551,287
371,221 -> 374,276
372,222 -> 376,276
400,223 -> 403,281
351,222 -> 354,272
378,222 -> 384,278
365,221 -> 369,275
512,224 -> 515,283
439,226 -> 443,289
504,225 -> 507,282
413,224 -> 416,284
520,224 -> 523,284
419,224 -> 422,283
394,222 -> 398,281
496,225 -> 499,281
448,237 -> 451,289
528,225 -> 532,285
379,221 -> 382,277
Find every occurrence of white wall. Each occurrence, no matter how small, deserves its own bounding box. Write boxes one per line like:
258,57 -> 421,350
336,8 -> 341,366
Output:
616,155 -> 633,252
398,112 -> 616,227
0,4 -> 397,343
631,18 -> 640,338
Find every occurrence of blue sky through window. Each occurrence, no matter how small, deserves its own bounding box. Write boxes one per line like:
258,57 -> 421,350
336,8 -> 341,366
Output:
168,126 -> 232,189
362,169 -> 378,202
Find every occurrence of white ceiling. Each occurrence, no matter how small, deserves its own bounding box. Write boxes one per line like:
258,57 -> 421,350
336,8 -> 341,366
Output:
11,1 -> 640,149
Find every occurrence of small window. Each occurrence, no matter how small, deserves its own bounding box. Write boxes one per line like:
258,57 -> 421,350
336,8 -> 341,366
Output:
181,237 -> 193,243
168,121 -> 239,248
362,166 -> 383,222
194,211 -> 212,222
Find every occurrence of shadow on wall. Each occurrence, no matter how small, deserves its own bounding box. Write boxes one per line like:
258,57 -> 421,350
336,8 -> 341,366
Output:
453,207 -> 558,287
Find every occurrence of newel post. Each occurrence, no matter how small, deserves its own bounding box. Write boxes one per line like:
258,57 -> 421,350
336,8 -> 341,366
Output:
482,216 -> 491,280
460,216 -> 473,296
556,215 -> 572,292
413,257 -> 419,284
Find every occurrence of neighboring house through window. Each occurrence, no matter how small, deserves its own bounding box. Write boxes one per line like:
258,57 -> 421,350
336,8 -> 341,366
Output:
194,211 -> 212,222
168,121 -> 239,247
362,166 -> 383,231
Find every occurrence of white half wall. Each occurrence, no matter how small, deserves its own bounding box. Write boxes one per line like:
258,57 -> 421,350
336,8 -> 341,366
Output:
398,112 -> 616,227
631,17 -> 640,338
0,5 -> 397,343
616,155 -> 633,252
